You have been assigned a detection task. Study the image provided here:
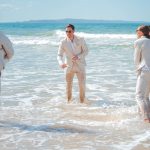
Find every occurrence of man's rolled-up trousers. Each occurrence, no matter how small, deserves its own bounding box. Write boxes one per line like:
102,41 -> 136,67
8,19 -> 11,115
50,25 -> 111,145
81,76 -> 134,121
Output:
136,71 -> 150,119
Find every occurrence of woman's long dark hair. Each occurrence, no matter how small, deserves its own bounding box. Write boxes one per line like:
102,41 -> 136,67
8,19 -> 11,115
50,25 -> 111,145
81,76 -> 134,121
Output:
137,25 -> 150,39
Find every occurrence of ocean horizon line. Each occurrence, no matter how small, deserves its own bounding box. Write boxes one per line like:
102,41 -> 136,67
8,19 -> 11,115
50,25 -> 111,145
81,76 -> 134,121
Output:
0,18 -> 150,24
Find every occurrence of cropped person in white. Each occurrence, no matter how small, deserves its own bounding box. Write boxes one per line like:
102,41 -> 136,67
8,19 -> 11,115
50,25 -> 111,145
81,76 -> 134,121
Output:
0,32 -> 14,90
57,24 -> 88,103
134,25 -> 150,123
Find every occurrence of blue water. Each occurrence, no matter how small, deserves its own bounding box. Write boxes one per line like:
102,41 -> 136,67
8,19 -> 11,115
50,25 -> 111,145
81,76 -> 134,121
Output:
0,22 -> 150,150
0,22 -> 140,35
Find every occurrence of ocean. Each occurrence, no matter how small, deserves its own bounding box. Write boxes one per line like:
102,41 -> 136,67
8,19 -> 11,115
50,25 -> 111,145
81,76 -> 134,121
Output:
0,22 -> 150,150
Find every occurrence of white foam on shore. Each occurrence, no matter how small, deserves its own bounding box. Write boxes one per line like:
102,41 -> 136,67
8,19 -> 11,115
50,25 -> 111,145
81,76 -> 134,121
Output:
114,131 -> 150,150
55,30 -> 136,39
9,30 -> 136,46
10,36 -> 59,46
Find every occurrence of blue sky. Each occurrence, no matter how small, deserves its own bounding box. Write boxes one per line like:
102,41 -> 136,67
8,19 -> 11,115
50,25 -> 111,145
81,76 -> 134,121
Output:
0,0 -> 150,22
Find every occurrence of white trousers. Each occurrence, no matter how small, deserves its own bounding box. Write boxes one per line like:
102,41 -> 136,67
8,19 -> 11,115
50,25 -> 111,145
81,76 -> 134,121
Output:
0,71 -> 1,91
136,71 -> 150,119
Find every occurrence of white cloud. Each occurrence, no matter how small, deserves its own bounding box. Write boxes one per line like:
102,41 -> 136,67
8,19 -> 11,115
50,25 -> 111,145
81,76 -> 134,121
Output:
0,3 -> 20,10
0,4 -> 13,8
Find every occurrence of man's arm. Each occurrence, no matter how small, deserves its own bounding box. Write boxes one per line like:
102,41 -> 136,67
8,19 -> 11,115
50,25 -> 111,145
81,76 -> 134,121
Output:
134,41 -> 141,69
1,33 -> 14,60
57,42 -> 67,68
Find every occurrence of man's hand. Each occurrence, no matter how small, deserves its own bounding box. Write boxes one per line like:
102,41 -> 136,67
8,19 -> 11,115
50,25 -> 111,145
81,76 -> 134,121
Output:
72,55 -> 79,62
60,64 -> 67,69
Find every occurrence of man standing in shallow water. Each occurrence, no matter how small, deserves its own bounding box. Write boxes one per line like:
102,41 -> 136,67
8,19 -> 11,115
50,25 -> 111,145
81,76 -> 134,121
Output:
134,25 -> 150,123
57,24 -> 88,103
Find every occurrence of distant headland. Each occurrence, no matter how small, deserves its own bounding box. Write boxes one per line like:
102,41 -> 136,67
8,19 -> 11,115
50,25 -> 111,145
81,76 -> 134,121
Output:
1,18 -> 150,24
24,19 -> 150,24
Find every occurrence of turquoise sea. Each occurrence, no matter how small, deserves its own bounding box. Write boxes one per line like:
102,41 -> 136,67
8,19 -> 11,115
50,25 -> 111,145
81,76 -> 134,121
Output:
0,22 -> 150,150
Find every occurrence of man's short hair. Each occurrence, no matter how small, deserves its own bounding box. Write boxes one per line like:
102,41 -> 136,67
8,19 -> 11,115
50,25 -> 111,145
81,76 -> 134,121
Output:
66,24 -> 75,31
137,25 -> 150,38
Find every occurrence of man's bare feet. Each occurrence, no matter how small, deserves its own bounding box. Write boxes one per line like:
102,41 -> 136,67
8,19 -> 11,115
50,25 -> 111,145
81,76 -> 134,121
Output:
80,98 -> 91,104
67,99 -> 73,104
80,100 -> 84,103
